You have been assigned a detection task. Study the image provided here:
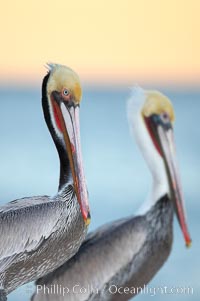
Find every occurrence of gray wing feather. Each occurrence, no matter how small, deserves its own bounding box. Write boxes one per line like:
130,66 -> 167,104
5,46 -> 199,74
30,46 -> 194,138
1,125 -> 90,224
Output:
0,196 -> 64,266
34,216 -> 147,301
83,218 -> 128,246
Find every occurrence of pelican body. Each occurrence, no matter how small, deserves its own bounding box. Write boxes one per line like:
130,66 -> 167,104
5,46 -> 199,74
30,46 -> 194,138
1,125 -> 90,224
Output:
32,87 -> 191,301
0,64 -> 90,300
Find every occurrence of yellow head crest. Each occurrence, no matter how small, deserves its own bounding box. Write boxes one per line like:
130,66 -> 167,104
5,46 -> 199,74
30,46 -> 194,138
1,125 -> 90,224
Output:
142,90 -> 175,122
46,63 -> 82,104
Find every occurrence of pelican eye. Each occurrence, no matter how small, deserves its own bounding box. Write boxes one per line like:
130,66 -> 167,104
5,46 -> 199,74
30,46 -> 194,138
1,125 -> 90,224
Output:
150,113 -> 171,130
63,89 -> 70,96
160,112 -> 170,124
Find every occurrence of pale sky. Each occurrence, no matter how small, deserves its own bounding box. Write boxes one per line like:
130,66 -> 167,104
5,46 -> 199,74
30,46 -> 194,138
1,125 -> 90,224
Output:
0,0 -> 199,86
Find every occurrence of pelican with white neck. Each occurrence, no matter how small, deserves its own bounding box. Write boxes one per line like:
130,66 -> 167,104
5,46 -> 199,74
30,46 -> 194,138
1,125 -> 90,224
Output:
128,87 -> 190,243
32,87 -> 191,301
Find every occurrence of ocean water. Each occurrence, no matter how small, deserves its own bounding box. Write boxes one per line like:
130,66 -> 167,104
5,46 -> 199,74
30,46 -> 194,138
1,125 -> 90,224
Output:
0,87 -> 199,301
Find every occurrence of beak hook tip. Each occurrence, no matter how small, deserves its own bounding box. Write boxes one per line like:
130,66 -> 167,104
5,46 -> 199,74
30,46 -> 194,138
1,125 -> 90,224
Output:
84,211 -> 91,226
186,239 -> 192,248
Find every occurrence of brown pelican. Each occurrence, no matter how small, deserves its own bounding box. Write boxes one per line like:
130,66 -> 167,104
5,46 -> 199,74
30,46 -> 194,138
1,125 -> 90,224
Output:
0,64 -> 90,301
31,87 -> 191,301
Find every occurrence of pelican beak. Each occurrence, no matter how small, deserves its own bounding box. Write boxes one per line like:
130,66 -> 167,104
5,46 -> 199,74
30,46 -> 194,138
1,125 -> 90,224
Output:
145,115 -> 191,247
51,94 -> 90,226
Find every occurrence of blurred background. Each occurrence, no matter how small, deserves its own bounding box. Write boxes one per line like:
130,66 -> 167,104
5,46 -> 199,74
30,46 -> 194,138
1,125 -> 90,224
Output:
0,0 -> 199,300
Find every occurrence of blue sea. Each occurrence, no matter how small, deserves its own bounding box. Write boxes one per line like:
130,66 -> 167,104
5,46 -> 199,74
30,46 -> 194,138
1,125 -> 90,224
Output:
0,86 -> 199,301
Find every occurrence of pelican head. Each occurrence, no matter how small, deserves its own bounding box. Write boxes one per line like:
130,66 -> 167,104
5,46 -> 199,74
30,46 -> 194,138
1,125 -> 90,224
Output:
42,63 -> 90,226
127,86 -> 191,247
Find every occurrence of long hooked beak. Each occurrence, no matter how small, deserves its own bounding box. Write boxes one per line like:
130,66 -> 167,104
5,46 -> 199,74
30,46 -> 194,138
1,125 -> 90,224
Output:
52,96 -> 90,226
146,115 -> 191,247
157,125 -> 191,247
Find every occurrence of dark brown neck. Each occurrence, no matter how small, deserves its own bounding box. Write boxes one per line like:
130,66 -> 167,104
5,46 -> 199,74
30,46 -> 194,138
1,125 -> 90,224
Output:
41,73 -> 72,191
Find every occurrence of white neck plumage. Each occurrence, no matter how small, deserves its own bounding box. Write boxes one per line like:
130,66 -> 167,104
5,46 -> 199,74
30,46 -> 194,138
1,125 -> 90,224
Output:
127,88 -> 170,215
